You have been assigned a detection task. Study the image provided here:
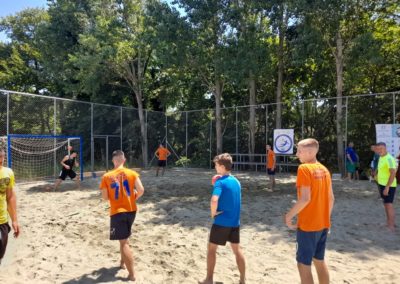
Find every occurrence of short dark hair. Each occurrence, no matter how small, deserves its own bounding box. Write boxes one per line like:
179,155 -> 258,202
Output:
112,150 -> 125,158
70,150 -> 77,155
213,153 -> 233,171
376,142 -> 386,147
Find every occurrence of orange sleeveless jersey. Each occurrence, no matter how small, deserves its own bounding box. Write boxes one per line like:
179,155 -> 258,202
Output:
296,162 -> 332,231
156,147 -> 170,160
100,167 -> 139,216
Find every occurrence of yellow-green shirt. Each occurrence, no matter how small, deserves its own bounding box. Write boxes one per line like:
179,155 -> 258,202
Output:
0,167 -> 15,224
377,153 -> 397,187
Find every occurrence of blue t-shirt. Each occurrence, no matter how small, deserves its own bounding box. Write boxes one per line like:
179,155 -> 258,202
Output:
346,147 -> 358,162
212,175 -> 241,227
372,153 -> 380,170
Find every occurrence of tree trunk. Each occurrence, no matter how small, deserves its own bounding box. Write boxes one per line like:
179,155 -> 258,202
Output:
249,75 -> 256,163
275,5 -> 286,129
134,91 -> 148,167
214,79 -> 223,154
335,32 -> 345,175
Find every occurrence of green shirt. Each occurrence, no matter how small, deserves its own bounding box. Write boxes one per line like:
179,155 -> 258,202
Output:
377,153 -> 397,187
0,167 -> 15,224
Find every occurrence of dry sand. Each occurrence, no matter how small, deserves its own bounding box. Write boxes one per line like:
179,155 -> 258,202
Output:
0,168 -> 400,284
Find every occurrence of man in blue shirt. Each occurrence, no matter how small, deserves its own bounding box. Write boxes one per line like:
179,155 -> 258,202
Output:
346,142 -> 359,180
199,153 -> 246,284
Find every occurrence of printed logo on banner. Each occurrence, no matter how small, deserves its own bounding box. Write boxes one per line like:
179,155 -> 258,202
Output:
274,134 -> 293,154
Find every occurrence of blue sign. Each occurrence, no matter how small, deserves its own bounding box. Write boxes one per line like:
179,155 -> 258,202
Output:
274,134 -> 293,154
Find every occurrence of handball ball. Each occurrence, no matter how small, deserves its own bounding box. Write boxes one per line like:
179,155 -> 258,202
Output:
67,145 -> 73,151
212,175 -> 222,185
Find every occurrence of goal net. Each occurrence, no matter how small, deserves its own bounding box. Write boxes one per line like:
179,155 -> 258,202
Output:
5,135 -> 83,182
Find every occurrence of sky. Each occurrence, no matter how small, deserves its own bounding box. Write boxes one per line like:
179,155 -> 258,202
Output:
0,0 -> 48,42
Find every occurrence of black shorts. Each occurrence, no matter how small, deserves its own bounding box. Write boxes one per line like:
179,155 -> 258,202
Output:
0,222 -> 11,260
378,184 -> 396,203
158,160 -> 166,167
58,169 -> 77,180
267,168 -> 275,175
209,224 -> 240,246
110,212 -> 136,240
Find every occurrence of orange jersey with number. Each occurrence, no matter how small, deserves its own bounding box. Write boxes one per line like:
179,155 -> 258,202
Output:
100,167 -> 139,216
296,162 -> 332,231
156,147 -> 170,160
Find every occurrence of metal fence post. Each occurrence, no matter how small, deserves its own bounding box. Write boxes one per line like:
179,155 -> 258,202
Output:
301,100 -> 304,139
91,103 -> 94,175
209,114 -> 212,169
120,106 -> 123,151
235,107 -> 238,155
185,111 -> 188,158
54,99 -> 57,177
393,93 -> 396,123
6,92 -> 9,136
265,104 -> 268,145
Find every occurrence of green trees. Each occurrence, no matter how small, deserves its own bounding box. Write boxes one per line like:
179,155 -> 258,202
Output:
0,0 -> 399,172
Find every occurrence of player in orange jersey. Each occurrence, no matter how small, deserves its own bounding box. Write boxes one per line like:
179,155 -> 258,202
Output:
285,138 -> 334,284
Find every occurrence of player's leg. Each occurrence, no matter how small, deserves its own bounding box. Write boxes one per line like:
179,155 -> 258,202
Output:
228,226 -> 245,283
230,244 -> 246,283
384,203 -> 395,231
296,230 -> 316,284
69,170 -> 80,188
0,223 -> 11,265
161,163 -> 166,176
312,229 -> 329,284
313,259 -> 329,284
199,242 -> 218,284
297,263 -> 314,284
199,224 -> 229,284
382,187 -> 396,231
54,170 -> 66,189
111,212 -> 136,280
119,239 -> 135,280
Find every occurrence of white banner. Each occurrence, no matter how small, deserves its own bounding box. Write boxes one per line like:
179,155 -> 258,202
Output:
375,124 -> 400,157
273,129 -> 294,154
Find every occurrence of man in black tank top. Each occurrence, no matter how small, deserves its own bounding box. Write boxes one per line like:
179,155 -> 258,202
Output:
53,150 -> 80,190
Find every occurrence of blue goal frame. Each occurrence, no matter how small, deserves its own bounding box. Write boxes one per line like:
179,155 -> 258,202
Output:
7,134 -> 84,181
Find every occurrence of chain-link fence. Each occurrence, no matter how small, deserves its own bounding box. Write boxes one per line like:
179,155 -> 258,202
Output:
1,89 -> 399,178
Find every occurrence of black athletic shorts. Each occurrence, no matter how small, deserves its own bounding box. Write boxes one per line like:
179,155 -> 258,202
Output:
158,160 -> 167,167
110,211 -> 136,240
378,184 -> 396,203
209,224 -> 240,245
58,169 -> 77,180
0,222 -> 11,260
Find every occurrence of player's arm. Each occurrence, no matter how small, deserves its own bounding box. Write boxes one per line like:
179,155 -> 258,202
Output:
155,149 -> 159,158
210,195 -> 220,218
272,154 -> 276,169
60,155 -> 70,169
285,186 -> 311,229
100,187 -> 109,201
134,177 -> 144,200
346,153 -> 353,163
329,183 -> 335,217
6,186 -> 20,237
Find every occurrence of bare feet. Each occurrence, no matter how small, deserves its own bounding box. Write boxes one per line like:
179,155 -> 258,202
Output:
198,280 -> 213,284
387,225 -> 396,232
128,273 -> 136,281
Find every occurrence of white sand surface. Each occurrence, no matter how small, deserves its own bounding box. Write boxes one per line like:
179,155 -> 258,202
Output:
0,168 -> 399,283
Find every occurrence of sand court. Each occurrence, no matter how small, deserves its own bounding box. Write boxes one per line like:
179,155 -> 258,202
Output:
1,168 -> 400,283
